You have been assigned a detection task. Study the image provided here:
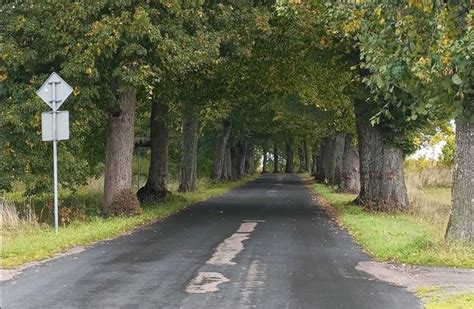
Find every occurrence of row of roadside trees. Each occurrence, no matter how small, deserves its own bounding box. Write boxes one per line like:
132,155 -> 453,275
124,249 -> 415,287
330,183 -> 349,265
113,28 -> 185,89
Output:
1,0 -> 472,243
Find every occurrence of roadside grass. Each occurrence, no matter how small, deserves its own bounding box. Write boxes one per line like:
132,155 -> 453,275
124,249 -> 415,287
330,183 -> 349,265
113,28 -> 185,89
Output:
310,183 -> 473,268
1,176 -> 255,269
423,293 -> 474,309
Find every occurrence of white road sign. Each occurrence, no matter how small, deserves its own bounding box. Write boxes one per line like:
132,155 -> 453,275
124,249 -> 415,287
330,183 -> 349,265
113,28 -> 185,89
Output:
36,72 -> 73,111
36,72 -> 73,234
41,111 -> 70,141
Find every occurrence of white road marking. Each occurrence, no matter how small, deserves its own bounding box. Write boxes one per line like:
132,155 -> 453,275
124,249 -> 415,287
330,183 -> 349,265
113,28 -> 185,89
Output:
206,233 -> 249,266
186,220 -> 265,294
206,220 -> 262,266
185,272 -> 230,294
237,222 -> 258,233
266,190 -> 278,196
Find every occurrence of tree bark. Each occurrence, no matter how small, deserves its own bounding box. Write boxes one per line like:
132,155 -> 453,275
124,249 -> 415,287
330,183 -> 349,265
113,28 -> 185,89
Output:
333,134 -> 345,185
262,146 -> 268,174
103,88 -> 137,209
210,119 -> 231,180
231,145 -> 238,179
297,145 -> 305,173
339,134 -> 360,194
178,104 -> 198,192
273,143 -> 279,173
285,140 -> 294,173
445,119 -> 473,243
304,140 -> 311,173
320,137 -> 335,183
356,120 -> 408,210
137,100 -> 170,202
222,144 -> 233,180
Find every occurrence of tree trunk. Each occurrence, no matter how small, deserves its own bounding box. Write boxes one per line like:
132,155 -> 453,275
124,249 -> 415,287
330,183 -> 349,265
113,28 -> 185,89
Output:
273,143 -> 279,173
445,119 -> 473,243
285,140 -> 294,173
178,104 -> 198,193
315,152 -> 324,181
297,145 -> 305,173
103,88 -> 138,211
222,144 -> 233,180
339,134 -> 360,194
238,141 -> 247,177
137,100 -> 170,202
356,120 -> 408,210
304,140 -> 311,173
231,144 -> 240,179
333,134 -> 345,185
262,146 -> 268,174
321,137 -> 334,183
210,119 -> 231,180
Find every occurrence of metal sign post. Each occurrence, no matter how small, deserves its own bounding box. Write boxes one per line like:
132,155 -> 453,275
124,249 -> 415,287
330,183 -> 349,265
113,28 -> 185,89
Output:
37,73 -> 72,233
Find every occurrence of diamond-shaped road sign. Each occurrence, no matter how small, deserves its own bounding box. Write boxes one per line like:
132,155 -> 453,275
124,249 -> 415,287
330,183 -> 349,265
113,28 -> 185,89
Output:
36,72 -> 73,111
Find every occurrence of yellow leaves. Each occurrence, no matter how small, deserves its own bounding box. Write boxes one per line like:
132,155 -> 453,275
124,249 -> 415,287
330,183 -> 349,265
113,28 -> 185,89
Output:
73,87 -> 80,96
342,9 -> 364,35
407,0 -> 432,13
86,67 -> 93,77
0,72 -> 7,82
342,19 -> 361,35
374,7 -> 382,17
32,114 -> 41,129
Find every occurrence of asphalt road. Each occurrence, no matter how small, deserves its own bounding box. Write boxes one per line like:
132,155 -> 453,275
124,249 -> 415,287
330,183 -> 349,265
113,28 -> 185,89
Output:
1,174 -> 420,308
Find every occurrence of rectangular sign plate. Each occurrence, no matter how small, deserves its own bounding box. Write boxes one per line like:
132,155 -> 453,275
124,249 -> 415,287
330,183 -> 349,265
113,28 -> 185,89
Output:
41,111 -> 70,141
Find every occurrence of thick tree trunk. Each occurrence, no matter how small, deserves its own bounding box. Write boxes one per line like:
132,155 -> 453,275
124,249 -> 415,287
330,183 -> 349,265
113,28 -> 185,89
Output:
178,105 -> 198,193
445,119 -> 473,243
297,145 -> 305,173
339,134 -> 360,194
304,140 -> 311,173
285,140 -> 294,173
210,119 -> 231,180
222,144 -> 233,180
103,89 -> 138,211
356,120 -> 408,210
320,137 -> 336,183
137,100 -> 170,202
262,146 -> 268,174
230,141 -> 247,179
273,143 -> 279,173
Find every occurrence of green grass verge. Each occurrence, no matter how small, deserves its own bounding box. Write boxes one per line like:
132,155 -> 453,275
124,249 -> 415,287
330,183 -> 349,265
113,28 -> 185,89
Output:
424,293 -> 474,309
1,177 -> 255,269
310,183 -> 474,268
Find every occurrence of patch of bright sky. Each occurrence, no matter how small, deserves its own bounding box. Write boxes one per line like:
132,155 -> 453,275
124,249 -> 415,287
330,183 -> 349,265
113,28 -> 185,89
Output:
409,120 -> 455,160
409,141 -> 446,160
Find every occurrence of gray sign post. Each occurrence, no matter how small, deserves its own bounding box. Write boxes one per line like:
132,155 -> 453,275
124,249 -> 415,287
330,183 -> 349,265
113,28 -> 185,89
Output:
36,72 -> 72,233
